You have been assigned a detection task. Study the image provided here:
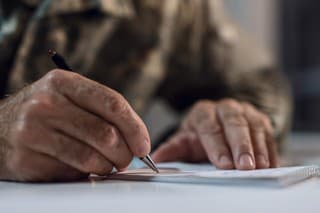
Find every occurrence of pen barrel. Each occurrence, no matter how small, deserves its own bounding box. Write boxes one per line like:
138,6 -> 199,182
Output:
52,54 -> 73,71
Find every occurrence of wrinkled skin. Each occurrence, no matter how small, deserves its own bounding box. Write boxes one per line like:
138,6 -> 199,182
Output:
0,69 -> 279,182
0,69 -> 151,182
152,99 -> 279,170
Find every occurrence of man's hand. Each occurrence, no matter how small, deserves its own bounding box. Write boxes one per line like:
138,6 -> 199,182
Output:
152,99 -> 279,170
0,69 -> 151,182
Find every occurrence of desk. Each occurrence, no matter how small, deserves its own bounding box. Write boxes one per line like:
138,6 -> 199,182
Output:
1,132 -> 320,213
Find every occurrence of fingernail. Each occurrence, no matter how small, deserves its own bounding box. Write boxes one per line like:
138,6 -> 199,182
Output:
219,155 -> 232,167
239,153 -> 255,169
257,155 -> 269,168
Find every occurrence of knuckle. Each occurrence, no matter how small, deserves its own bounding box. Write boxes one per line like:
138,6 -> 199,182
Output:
223,112 -> 247,127
241,101 -> 253,110
44,69 -> 75,89
198,120 -> 223,135
101,125 -> 120,150
187,100 -> 215,127
193,100 -> 214,110
219,98 -> 241,109
250,117 -> 265,132
242,103 -> 269,132
45,69 -> 65,87
218,100 -> 245,125
108,93 -> 130,116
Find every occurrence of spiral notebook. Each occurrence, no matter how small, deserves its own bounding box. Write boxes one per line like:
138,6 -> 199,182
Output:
107,162 -> 318,187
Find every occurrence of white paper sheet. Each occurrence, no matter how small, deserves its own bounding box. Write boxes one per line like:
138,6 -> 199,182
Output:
106,162 -> 318,187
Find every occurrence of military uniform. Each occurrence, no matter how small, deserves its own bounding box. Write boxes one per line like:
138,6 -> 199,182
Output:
0,0 -> 292,147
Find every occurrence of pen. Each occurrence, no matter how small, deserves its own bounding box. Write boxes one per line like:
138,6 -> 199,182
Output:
48,49 -> 159,173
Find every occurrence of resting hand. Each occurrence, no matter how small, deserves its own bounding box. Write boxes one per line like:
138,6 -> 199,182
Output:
152,99 -> 279,170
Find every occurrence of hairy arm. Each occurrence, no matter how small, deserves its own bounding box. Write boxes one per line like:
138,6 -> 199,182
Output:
0,91 -> 25,178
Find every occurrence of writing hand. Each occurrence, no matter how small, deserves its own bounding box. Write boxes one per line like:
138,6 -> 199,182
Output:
0,70 -> 150,181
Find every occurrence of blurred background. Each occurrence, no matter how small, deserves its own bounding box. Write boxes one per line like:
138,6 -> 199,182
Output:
224,0 -> 320,132
144,0 -> 320,165
148,0 -> 320,138
207,0 -> 320,165
147,0 -> 320,140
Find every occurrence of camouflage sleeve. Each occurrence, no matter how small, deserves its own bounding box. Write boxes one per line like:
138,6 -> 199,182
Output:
157,0 -> 292,147
0,3 -> 33,98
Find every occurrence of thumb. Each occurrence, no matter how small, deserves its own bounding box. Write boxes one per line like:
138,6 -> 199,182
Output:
151,133 -> 190,163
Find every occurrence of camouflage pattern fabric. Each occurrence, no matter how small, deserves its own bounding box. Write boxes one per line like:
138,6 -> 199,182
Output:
0,0 -> 292,146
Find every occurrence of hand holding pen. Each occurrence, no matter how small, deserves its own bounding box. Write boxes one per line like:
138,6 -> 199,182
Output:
0,50 -> 158,182
49,50 -> 159,173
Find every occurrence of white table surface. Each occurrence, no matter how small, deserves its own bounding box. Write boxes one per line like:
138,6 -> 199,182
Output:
1,132 -> 320,213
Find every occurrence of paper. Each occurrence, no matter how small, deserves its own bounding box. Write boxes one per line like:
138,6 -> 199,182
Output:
107,162 -> 318,187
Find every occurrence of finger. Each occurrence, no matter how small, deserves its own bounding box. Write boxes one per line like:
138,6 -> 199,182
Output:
151,133 -> 190,163
185,101 -> 234,169
217,99 -> 255,170
8,149 -> 86,182
20,125 -> 114,175
44,70 -> 150,157
152,131 -> 206,163
43,94 -> 133,170
266,133 -> 279,168
261,116 -> 279,168
242,103 -> 270,169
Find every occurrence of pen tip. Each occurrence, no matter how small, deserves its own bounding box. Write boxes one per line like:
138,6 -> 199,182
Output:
48,49 -> 56,57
